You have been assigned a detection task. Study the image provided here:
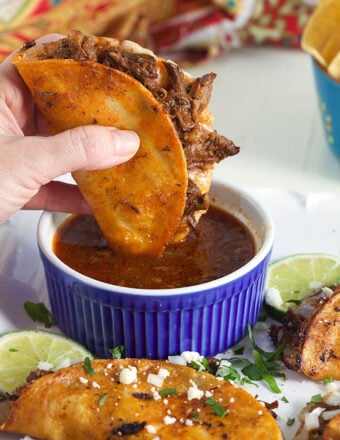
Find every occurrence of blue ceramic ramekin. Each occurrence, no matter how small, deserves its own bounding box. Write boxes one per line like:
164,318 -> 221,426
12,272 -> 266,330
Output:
37,181 -> 274,359
312,57 -> 340,157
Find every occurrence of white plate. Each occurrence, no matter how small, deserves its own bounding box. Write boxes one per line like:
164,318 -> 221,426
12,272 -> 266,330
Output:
0,187 -> 339,439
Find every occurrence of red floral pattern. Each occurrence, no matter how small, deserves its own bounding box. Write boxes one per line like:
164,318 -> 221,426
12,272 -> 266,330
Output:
0,0 -> 316,63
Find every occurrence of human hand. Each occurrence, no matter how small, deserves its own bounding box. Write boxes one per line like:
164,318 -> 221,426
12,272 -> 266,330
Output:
0,35 -> 140,223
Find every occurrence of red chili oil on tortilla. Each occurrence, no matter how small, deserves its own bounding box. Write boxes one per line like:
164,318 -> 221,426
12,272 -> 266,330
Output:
53,206 -> 255,289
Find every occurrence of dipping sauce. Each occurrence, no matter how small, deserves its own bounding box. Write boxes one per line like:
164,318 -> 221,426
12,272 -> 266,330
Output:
53,206 -> 255,289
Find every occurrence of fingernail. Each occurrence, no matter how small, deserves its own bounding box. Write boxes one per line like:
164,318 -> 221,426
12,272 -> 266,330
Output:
112,130 -> 140,157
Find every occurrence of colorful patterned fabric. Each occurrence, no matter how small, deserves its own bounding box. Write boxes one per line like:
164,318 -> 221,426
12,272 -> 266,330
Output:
0,0 -> 316,63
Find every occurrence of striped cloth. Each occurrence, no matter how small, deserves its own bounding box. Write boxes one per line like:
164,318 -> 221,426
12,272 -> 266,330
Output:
0,0 -> 316,63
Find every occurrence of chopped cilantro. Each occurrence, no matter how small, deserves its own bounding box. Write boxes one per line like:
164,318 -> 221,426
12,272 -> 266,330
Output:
205,398 -> 228,417
191,412 -> 199,420
24,301 -> 56,328
214,325 -> 284,394
241,362 -> 263,381
191,357 -> 210,372
311,394 -> 322,403
287,417 -> 295,426
251,349 -> 282,394
99,393 -> 108,406
282,396 -> 289,403
216,360 -> 257,387
84,357 -> 95,375
201,357 -> 210,371
9,348 -> 18,352
323,377 -> 334,384
159,388 -> 177,397
245,324 -> 284,394
109,345 -> 125,359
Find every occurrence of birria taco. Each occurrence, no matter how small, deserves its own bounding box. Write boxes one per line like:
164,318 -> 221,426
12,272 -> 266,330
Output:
13,31 -> 239,256
0,358 -> 282,439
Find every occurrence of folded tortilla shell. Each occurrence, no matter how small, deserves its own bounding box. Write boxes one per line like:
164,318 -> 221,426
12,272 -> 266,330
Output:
13,56 -> 187,256
0,358 -> 283,440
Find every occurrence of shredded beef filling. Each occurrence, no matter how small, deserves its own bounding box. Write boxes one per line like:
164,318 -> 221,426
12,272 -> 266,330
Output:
38,33 -> 239,220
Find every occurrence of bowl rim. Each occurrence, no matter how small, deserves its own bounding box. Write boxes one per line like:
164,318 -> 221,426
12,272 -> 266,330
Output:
37,179 -> 275,296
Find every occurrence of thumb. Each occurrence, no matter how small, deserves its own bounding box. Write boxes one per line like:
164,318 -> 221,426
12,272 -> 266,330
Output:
15,125 -> 140,184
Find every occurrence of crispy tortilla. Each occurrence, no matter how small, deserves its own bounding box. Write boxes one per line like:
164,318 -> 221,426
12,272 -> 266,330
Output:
0,358 -> 282,440
13,31 -> 238,256
13,49 -> 187,256
273,285 -> 340,380
323,413 -> 340,439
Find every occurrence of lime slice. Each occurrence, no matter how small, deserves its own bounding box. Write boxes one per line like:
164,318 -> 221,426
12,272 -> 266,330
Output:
265,253 -> 340,313
0,329 -> 93,393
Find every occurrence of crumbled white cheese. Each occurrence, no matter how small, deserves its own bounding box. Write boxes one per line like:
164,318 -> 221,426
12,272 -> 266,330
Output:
325,391 -> 340,406
119,366 -> 137,384
322,409 -> 340,421
187,384 -> 204,401
326,382 -> 339,393
265,287 -> 283,309
322,286 -> 334,297
167,355 -> 186,365
21,437 -> 35,440
147,373 -> 165,387
205,391 -> 213,398
92,381 -> 101,389
145,425 -> 157,434
79,376 -> 89,384
147,368 -> 170,387
309,281 -> 323,290
164,415 -> 176,425
38,361 -> 54,371
180,351 -> 204,364
185,419 -> 194,426
151,387 -> 161,401
158,368 -> 170,379
304,407 -> 325,430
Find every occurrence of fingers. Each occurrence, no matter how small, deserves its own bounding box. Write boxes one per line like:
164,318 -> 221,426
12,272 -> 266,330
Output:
2,34 -> 65,80
1,35 -> 65,135
23,181 -> 93,214
12,125 -> 140,184
35,34 -> 65,44
0,126 -> 139,221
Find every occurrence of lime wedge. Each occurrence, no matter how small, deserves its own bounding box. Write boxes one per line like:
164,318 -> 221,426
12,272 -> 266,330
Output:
265,253 -> 340,313
0,329 -> 93,393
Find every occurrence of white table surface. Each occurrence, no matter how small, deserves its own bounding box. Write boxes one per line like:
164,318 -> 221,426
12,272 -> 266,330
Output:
188,46 -> 340,193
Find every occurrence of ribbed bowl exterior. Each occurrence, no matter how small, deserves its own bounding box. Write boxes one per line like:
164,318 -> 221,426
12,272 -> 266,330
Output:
39,248 -> 271,359
38,181 -> 274,359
